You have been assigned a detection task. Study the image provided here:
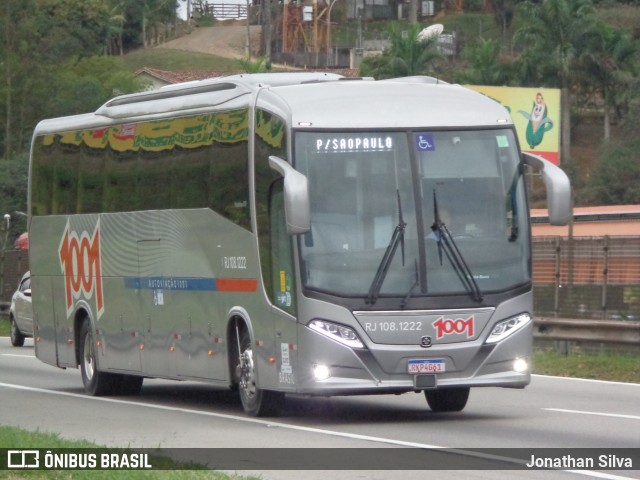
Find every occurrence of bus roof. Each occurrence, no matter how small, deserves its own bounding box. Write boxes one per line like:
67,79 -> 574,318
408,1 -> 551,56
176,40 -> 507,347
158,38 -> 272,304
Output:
32,73 -> 512,135
259,79 -> 512,129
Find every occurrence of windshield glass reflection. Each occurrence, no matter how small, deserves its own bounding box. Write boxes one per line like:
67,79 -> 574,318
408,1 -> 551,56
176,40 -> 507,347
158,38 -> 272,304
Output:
294,129 -> 529,303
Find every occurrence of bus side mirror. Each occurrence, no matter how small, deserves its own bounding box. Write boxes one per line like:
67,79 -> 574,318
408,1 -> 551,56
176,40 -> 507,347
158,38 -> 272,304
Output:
268,156 -> 311,235
523,153 -> 572,226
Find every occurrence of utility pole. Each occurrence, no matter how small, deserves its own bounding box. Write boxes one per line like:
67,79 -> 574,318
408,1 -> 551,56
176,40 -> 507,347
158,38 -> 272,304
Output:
246,0 -> 251,58
263,0 -> 272,65
409,0 -> 417,23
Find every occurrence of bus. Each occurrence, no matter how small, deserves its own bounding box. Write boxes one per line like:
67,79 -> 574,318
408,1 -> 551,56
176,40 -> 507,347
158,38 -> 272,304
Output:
29,72 -> 571,416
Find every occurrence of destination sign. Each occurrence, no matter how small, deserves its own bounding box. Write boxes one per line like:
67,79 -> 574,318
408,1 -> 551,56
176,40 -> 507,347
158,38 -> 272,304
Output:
315,136 -> 394,153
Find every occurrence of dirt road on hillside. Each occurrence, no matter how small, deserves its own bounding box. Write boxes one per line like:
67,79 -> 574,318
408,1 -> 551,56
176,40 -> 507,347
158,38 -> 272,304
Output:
157,25 -> 262,59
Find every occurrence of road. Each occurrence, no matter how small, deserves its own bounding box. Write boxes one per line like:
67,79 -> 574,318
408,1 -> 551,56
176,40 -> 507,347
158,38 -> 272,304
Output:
156,25 -> 262,59
1,337 -> 639,479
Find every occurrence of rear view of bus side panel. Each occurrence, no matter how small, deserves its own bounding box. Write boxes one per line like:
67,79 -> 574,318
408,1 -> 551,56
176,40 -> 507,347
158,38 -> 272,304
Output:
31,214 -> 84,370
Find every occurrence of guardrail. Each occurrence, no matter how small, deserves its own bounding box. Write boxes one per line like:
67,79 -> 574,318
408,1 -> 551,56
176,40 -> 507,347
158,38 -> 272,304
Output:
534,317 -> 640,345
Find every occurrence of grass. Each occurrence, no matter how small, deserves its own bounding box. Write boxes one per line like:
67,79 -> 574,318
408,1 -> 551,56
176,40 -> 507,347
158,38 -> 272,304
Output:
121,48 -> 242,73
0,426 -> 257,479
533,348 -> 640,384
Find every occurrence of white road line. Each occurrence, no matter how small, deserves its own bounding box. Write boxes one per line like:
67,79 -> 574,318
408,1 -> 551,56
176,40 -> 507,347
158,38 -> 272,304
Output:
544,408 -> 640,421
533,374 -> 640,388
1,353 -> 36,358
0,381 -> 636,479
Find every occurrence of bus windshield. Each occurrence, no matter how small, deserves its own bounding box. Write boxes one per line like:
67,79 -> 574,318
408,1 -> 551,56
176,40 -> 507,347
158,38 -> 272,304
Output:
294,129 -> 529,302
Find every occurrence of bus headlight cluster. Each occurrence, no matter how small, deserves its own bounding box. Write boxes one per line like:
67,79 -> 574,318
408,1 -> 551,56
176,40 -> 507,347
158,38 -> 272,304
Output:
308,319 -> 364,349
485,313 -> 531,344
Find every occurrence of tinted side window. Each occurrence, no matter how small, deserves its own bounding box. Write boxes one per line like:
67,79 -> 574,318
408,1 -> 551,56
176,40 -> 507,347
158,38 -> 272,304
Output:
31,110 -> 251,230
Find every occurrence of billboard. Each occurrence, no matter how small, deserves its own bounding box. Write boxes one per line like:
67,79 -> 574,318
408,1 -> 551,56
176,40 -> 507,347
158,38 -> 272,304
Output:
467,86 -> 561,165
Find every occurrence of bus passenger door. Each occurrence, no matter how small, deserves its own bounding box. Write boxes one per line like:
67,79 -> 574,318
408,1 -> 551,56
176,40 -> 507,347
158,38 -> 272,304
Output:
266,182 -> 299,390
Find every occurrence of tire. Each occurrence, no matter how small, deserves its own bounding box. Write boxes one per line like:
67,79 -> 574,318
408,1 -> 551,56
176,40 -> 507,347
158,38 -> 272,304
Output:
237,328 -> 284,417
79,321 -> 118,396
10,316 -> 25,347
425,387 -> 470,412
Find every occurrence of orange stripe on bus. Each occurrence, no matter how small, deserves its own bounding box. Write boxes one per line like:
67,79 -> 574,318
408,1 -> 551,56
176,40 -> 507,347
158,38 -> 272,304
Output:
215,278 -> 258,292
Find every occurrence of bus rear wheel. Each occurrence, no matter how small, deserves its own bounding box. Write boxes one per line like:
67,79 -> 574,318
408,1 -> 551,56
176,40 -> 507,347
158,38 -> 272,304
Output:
425,387 -> 470,412
237,329 -> 284,417
79,321 -> 118,396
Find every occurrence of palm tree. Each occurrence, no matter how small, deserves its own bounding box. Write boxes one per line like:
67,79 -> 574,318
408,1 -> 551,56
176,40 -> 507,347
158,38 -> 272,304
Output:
579,22 -> 637,141
106,1 -> 126,56
459,38 -> 509,86
387,23 -> 441,77
361,23 -> 441,79
514,0 -> 598,162
238,56 -> 270,73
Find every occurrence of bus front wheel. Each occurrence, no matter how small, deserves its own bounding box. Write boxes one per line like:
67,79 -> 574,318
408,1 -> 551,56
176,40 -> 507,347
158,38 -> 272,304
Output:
425,387 -> 470,412
237,329 -> 284,417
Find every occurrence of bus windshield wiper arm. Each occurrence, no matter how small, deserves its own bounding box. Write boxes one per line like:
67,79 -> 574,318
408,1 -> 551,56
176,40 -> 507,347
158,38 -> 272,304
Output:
400,259 -> 419,309
430,190 -> 483,303
366,190 -> 406,305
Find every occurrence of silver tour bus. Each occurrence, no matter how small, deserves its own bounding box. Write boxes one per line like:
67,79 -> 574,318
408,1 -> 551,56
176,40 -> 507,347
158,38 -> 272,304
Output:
29,73 -> 571,416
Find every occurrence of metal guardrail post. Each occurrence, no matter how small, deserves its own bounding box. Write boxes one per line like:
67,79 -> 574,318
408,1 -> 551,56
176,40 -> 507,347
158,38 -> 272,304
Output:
602,235 -> 609,320
554,236 -> 560,315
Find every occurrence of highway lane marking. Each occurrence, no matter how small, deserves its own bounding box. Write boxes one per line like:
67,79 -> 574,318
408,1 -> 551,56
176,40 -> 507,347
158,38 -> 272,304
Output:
0,381 -> 637,479
544,408 -> 640,421
1,353 -> 36,358
533,374 -> 640,388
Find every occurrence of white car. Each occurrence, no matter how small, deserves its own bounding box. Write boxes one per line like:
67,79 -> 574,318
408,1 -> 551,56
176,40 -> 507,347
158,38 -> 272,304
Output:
9,271 -> 32,347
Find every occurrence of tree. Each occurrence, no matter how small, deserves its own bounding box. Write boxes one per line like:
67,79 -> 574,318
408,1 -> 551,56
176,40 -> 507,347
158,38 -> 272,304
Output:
489,0 -> 516,47
585,138 -> 640,205
0,153 -> 29,241
106,1 -> 127,55
458,38 -> 510,85
514,0 -> 599,163
579,22 -> 638,140
360,23 -> 441,79
48,56 -> 149,116
0,0 -> 157,160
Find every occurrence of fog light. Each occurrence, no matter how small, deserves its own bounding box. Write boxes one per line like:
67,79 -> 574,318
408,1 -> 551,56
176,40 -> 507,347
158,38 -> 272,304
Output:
313,364 -> 331,381
513,358 -> 528,373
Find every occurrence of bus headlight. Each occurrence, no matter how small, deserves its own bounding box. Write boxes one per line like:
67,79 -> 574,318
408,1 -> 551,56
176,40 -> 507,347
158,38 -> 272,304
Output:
308,320 -> 364,349
485,313 -> 531,344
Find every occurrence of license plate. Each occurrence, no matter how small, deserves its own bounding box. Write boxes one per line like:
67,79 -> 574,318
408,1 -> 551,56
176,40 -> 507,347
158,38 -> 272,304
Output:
408,359 -> 445,374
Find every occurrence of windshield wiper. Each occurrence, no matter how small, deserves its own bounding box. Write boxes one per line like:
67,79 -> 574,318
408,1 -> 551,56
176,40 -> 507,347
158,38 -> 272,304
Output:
430,190 -> 483,303
366,190 -> 406,305
400,259 -> 419,309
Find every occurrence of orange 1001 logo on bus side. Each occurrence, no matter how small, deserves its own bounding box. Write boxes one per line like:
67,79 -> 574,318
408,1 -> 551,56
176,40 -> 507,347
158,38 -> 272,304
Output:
58,220 -> 104,319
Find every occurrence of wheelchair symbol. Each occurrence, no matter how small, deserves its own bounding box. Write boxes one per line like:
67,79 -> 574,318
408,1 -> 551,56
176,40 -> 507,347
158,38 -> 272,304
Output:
415,133 -> 435,151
